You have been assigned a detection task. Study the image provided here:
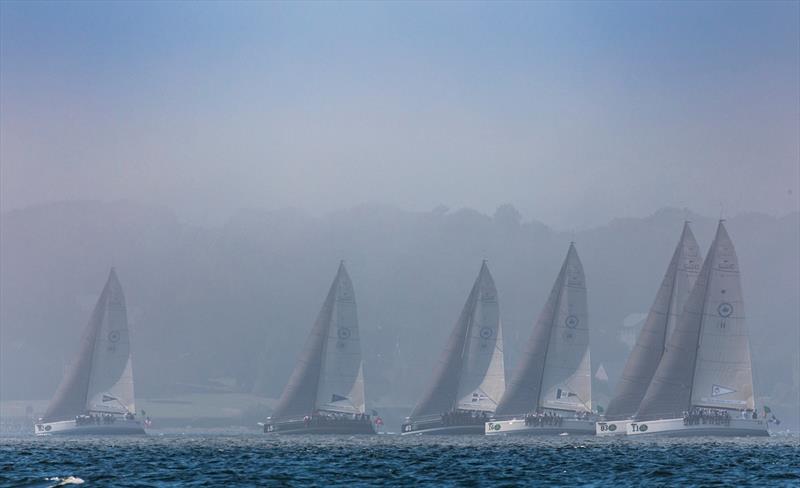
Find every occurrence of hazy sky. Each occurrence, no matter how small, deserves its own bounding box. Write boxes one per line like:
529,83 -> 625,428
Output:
1,1 -> 798,228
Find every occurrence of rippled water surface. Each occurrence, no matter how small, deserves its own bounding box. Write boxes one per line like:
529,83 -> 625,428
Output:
2,433 -> 798,487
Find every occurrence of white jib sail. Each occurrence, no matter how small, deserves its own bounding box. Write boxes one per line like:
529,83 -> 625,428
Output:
690,223 -> 755,410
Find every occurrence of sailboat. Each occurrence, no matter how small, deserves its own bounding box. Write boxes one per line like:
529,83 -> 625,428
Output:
401,261 -> 505,435
597,222 -> 702,435
486,243 -> 594,436
263,262 -> 375,434
628,221 -> 768,436
35,269 -> 145,435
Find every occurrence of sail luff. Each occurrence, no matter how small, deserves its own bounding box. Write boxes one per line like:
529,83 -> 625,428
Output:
605,223 -> 701,419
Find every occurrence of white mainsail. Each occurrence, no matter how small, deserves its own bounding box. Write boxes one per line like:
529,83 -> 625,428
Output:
689,222 -> 754,410
455,264 -> 505,411
271,262 -> 367,420
315,263 -> 366,414
85,272 -> 136,414
43,269 -> 136,421
538,244 -> 592,412
495,243 -> 590,416
410,261 -> 505,418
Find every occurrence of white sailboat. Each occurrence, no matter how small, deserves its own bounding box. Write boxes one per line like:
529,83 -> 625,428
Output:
628,221 -> 768,437
486,243 -> 594,436
402,261 -> 505,435
598,223 -> 702,435
35,269 -> 145,435
263,262 -> 374,434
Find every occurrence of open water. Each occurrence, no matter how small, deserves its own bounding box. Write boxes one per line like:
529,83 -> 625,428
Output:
1,433 -> 798,487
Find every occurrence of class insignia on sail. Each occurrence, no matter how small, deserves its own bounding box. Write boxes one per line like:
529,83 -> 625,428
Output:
263,262 -> 376,434
628,221 -> 768,437
401,261 -> 505,435
486,243 -> 595,436
35,269 -> 145,435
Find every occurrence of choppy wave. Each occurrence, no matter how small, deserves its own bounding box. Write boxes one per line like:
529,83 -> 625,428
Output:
46,476 -> 84,487
1,433 -> 798,487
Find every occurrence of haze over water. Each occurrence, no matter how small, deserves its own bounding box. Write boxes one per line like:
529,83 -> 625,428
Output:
1,1 -> 799,486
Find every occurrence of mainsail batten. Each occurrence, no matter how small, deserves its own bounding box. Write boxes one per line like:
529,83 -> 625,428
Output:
605,223 -> 702,419
410,262 -> 505,418
636,221 -> 756,420
43,269 -> 136,422
496,243 -> 591,416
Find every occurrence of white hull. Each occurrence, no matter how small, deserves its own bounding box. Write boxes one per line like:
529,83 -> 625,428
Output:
627,417 -> 768,437
485,418 -> 596,436
35,419 -> 145,436
595,420 -> 630,436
